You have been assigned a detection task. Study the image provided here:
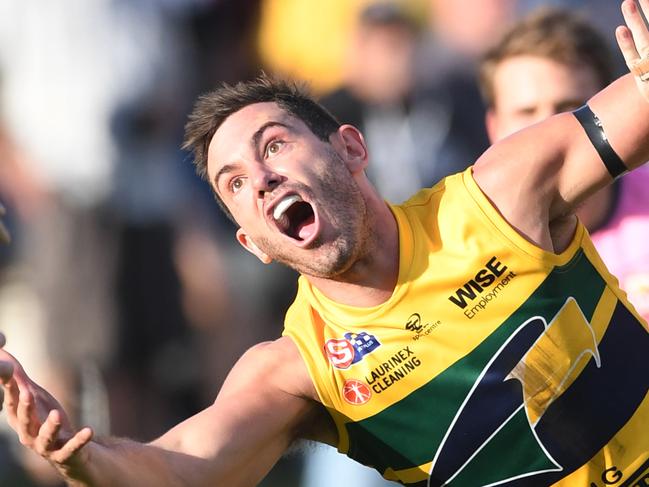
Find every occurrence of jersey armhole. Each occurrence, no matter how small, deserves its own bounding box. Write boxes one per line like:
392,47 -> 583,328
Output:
462,167 -> 585,267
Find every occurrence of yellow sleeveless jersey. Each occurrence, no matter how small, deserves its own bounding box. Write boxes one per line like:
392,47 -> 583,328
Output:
282,168 -> 649,487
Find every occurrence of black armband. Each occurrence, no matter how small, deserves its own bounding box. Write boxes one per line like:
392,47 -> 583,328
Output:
573,104 -> 627,179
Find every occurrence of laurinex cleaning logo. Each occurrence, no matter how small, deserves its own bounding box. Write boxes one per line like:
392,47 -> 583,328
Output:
342,379 -> 372,405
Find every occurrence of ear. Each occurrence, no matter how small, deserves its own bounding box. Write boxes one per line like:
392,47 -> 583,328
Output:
485,109 -> 499,144
236,229 -> 273,264
330,125 -> 369,174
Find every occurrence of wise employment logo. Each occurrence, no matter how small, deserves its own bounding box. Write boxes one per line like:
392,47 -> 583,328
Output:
325,331 -> 381,369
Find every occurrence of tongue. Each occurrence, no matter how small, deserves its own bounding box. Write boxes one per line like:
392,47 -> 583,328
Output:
297,214 -> 316,240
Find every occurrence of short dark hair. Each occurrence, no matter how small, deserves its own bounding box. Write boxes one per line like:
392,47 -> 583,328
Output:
182,74 -> 341,221
479,8 -> 615,108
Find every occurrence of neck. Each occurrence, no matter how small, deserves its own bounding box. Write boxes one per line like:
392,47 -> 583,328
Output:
306,197 -> 399,307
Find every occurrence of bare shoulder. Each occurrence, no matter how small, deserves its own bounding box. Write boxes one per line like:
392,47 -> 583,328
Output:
473,113 -> 575,202
221,336 -> 319,403
216,336 -> 335,445
472,113 -> 581,250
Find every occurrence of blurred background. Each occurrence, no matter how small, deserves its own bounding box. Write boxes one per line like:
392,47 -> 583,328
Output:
0,0 -> 629,486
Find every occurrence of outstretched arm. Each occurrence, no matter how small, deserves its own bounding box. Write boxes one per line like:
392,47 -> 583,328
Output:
473,0 -> 649,249
0,335 -> 319,487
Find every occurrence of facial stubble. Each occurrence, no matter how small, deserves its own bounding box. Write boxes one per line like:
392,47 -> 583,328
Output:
254,150 -> 371,279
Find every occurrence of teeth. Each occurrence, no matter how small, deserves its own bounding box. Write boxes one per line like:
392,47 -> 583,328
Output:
273,195 -> 301,220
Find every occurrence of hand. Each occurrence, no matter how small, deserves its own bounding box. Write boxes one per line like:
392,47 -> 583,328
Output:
617,0 -> 649,102
0,333 -> 93,475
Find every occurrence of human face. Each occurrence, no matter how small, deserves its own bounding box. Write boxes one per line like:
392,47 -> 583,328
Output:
486,55 -> 602,142
349,23 -> 415,104
207,102 -> 371,278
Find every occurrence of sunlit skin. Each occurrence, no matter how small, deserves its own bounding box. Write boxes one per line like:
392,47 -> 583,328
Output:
486,55 -> 614,231
207,102 -> 399,305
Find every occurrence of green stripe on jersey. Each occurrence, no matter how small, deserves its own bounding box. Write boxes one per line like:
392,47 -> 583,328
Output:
346,249 -> 606,475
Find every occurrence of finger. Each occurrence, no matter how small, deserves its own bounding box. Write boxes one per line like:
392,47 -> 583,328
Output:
1,353 -> 33,395
17,390 -> 33,442
3,377 -> 20,414
49,427 -> 93,465
622,0 -> 649,60
17,389 -> 39,442
3,376 -> 24,431
34,409 -> 62,455
0,361 -> 14,384
0,349 -> 26,381
617,25 -> 640,66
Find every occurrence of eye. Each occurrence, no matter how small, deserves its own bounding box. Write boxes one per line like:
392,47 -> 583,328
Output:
230,176 -> 244,193
265,140 -> 284,157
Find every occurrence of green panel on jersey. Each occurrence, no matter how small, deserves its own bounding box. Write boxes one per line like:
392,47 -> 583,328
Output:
346,250 -> 606,474
446,408 -> 559,486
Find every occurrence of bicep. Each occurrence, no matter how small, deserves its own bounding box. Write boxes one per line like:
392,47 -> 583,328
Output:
151,344 -> 314,487
474,111 -> 610,235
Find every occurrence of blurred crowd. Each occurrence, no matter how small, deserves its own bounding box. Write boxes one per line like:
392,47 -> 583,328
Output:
0,0 -> 642,486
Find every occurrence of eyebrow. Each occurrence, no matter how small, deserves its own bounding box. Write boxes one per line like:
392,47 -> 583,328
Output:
213,162 -> 239,193
251,121 -> 290,152
212,120 -> 291,192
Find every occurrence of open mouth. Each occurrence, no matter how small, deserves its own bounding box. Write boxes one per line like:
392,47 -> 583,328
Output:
272,194 -> 317,242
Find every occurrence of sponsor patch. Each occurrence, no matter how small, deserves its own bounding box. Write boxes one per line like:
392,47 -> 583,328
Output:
405,313 -> 441,340
342,379 -> 372,405
447,256 -> 517,318
325,331 -> 381,369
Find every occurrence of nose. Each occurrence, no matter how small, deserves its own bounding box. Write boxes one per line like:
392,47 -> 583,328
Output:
250,163 -> 282,197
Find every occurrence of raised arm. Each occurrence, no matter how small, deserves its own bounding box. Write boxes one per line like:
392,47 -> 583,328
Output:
0,335 -> 321,487
473,0 -> 649,250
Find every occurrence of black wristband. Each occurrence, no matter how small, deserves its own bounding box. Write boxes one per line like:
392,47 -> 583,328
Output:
573,104 -> 627,179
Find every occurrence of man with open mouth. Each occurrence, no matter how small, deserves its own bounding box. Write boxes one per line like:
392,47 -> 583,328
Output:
1,1 -> 649,486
